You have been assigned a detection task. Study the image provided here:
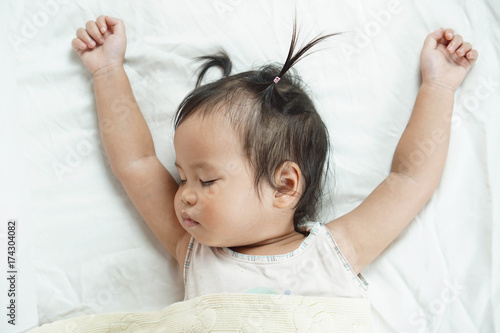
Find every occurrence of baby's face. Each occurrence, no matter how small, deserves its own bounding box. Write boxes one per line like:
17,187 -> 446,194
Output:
173,113 -> 278,248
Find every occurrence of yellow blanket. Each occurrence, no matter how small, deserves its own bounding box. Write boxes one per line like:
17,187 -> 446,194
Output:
29,294 -> 372,332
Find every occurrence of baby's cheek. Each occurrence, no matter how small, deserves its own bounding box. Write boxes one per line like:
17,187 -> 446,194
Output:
200,190 -> 225,214
173,191 -> 182,217
202,184 -> 220,200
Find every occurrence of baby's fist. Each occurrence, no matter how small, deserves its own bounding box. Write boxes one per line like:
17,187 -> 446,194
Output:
420,28 -> 478,90
72,16 -> 127,76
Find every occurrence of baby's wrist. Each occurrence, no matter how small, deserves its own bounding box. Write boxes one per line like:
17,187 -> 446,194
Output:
93,63 -> 124,79
421,80 -> 456,94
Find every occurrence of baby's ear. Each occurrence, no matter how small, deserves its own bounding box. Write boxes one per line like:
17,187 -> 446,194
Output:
272,161 -> 302,209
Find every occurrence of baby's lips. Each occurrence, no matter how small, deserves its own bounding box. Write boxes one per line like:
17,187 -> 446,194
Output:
181,211 -> 200,228
181,210 -> 198,223
181,210 -> 191,220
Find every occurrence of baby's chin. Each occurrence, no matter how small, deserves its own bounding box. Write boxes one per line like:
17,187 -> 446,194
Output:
192,233 -> 245,249
195,238 -> 231,248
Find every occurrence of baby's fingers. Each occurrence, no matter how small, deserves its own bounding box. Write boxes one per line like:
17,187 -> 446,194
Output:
444,28 -> 455,41
456,42 -> 471,57
446,33 -> 463,54
85,20 -> 104,45
96,15 -> 108,34
76,27 -> 96,49
464,49 -> 479,64
71,37 -> 87,52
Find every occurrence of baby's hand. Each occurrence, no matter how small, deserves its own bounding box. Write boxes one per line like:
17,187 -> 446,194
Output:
71,16 -> 126,76
420,28 -> 478,90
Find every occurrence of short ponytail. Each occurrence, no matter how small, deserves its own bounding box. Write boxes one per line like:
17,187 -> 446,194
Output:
195,52 -> 232,88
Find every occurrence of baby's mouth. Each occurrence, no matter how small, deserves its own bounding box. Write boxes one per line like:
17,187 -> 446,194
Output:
181,211 -> 200,228
183,218 -> 199,228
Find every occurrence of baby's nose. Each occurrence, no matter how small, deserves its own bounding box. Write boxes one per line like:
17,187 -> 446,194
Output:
180,188 -> 197,206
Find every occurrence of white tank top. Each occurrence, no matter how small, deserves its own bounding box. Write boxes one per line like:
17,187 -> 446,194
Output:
183,222 -> 368,300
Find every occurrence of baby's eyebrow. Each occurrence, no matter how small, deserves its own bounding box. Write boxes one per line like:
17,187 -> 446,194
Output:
174,161 -> 216,171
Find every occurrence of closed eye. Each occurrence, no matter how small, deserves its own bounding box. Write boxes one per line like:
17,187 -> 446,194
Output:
179,179 -> 187,186
201,179 -> 217,187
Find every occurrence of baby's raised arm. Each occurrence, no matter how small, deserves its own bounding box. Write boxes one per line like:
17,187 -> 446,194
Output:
327,28 -> 478,274
72,16 -> 189,264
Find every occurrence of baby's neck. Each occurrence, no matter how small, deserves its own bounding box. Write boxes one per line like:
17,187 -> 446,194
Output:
229,231 -> 307,256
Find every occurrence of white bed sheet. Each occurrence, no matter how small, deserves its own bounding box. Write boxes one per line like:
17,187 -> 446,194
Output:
2,0 -> 498,332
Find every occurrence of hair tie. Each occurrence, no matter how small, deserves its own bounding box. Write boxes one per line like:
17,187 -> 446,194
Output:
273,76 -> 281,84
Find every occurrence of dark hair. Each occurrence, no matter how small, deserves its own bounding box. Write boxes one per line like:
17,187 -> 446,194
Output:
174,24 -> 338,233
